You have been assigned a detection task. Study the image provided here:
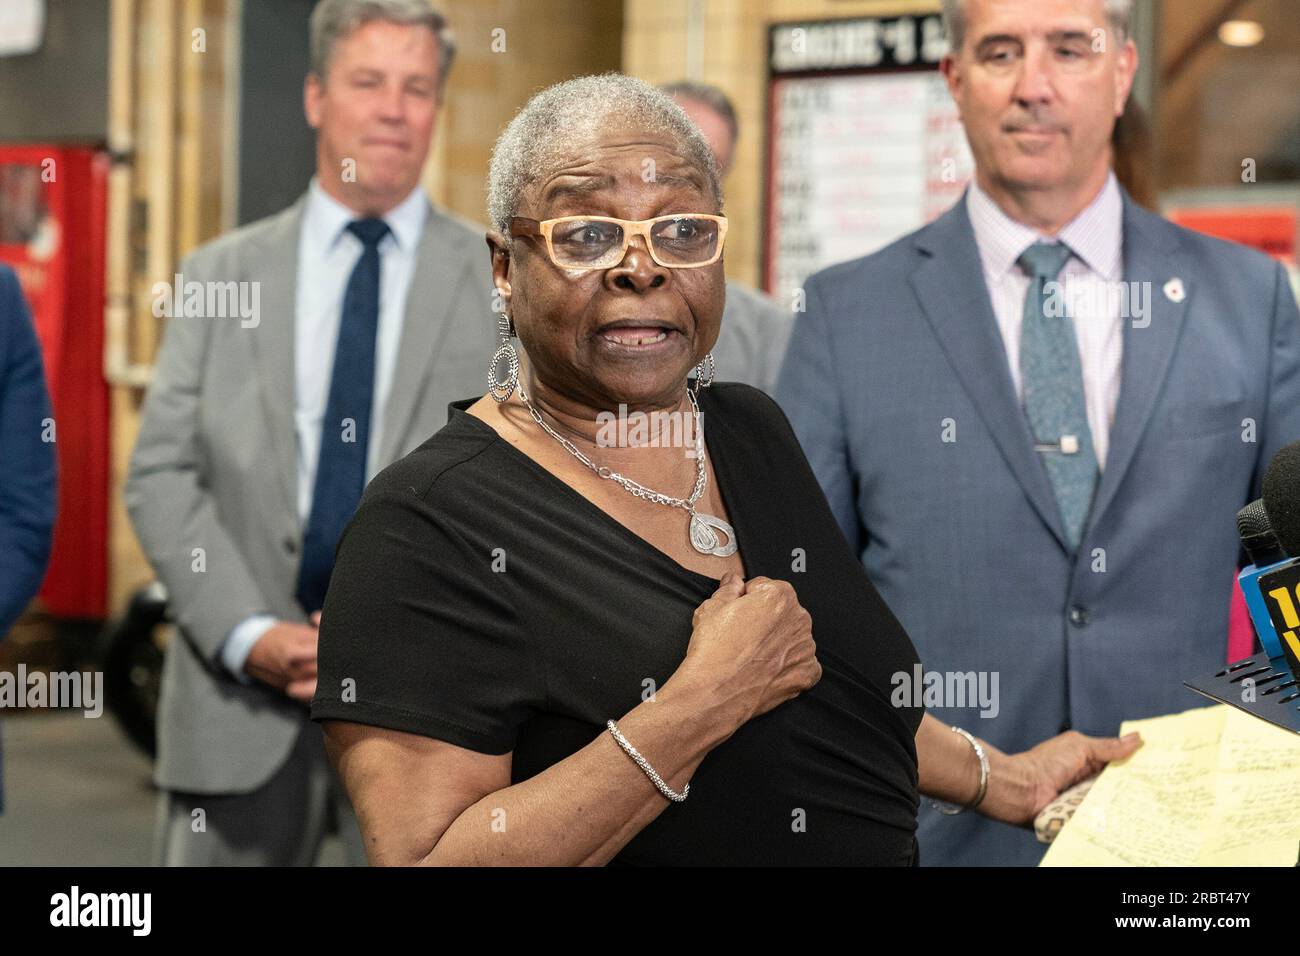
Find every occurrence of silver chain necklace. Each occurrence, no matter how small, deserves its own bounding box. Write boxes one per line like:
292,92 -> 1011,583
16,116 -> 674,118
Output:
515,382 -> 738,557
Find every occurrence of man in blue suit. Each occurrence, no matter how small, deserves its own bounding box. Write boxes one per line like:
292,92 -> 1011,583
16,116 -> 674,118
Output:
778,0 -> 1300,865
0,263 -> 58,813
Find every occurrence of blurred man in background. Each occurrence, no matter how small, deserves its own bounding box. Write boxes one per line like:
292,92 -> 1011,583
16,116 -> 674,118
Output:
126,0 -> 493,865
664,81 -> 792,394
0,263 -> 57,816
778,0 -> 1300,865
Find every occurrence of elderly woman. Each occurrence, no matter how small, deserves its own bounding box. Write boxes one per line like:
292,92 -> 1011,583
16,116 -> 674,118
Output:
310,74 -> 1138,866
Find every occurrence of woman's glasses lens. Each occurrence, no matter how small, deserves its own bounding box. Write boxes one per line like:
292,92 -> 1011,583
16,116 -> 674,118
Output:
650,217 -> 719,265
551,220 -> 623,265
549,217 -> 721,267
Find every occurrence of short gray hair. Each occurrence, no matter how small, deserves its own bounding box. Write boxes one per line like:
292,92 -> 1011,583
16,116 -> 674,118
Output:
309,0 -> 456,96
941,0 -> 1132,52
660,81 -> 740,144
486,73 -> 722,236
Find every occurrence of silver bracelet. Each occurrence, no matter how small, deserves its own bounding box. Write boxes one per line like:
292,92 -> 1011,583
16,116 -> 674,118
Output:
930,726 -> 989,816
606,719 -> 689,802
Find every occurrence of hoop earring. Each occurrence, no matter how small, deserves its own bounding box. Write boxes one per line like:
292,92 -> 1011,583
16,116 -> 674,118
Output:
488,312 -> 519,403
691,352 -> 716,397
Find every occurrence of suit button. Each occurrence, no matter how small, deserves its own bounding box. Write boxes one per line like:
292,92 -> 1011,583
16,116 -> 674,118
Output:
284,537 -> 297,555
1068,606 -> 1089,627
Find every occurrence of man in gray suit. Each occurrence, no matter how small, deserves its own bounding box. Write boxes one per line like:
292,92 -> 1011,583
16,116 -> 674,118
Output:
778,0 -> 1300,865
126,0 -> 493,865
664,82 -> 792,394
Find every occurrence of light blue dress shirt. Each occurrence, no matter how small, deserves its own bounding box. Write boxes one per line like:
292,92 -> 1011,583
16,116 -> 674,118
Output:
220,178 -> 429,680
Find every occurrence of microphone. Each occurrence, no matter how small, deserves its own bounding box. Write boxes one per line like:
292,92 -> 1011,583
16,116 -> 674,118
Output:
1182,444 -> 1300,734
1263,441 -> 1300,557
1235,499 -> 1291,660
1258,442 -> 1300,674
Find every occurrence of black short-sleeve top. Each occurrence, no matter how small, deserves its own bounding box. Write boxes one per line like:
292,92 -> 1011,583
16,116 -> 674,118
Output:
311,383 -> 924,865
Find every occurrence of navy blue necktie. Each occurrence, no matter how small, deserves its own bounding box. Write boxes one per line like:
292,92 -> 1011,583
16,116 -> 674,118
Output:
295,218 -> 389,613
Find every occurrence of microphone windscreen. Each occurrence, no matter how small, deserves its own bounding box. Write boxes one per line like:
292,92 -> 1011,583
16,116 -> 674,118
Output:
1262,441 -> 1300,558
1237,499 -> 1273,541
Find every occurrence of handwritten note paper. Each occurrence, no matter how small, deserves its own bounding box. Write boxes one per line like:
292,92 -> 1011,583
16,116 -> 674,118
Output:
1198,706 -> 1300,865
1042,705 -> 1300,866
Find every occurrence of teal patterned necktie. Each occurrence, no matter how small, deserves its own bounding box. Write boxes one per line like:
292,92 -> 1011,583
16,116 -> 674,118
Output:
1018,241 -> 1098,551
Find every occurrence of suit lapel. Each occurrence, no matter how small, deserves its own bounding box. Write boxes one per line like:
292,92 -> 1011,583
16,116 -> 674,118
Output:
377,205 -> 473,465
1086,197 -> 1192,529
249,197 -> 304,518
909,200 -> 1070,550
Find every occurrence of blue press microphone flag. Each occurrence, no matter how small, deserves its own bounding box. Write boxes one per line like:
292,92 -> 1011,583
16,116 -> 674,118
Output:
1257,561 -> 1300,677
1239,558 -> 1293,660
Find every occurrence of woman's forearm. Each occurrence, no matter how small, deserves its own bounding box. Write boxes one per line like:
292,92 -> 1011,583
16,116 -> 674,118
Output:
916,713 -> 1039,821
915,712 -> 984,805
423,676 -> 742,866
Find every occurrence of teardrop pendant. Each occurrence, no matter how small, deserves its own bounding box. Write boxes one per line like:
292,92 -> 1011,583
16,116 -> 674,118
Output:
689,512 -> 738,557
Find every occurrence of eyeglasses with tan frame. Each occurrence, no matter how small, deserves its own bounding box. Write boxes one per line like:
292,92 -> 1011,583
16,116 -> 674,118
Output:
509,214 -> 728,270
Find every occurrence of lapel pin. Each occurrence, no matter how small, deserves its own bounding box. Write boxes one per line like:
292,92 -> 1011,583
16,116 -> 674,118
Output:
1164,278 -> 1186,303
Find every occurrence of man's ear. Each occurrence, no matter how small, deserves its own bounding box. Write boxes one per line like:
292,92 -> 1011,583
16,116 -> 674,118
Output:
1114,39 -> 1139,116
304,73 -> 323,130
940,53 -> 962,102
